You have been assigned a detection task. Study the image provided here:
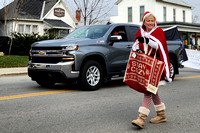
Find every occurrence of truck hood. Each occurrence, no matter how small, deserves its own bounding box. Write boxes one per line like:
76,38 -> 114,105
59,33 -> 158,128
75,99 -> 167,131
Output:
32,38 -> 104,47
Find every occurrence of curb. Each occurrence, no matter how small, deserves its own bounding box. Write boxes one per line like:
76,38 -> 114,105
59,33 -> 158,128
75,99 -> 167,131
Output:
0,67 -> 28,77
0,72 -> 28,77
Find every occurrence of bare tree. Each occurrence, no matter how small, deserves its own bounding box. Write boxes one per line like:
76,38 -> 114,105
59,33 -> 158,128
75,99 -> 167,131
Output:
192,15 -> 199,23
8,0 -> 24,55
3,0 -> 9,36
71,0 -> 114,25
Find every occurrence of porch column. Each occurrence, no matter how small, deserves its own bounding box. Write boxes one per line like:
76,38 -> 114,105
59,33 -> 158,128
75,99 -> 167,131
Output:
187,32 -> 190,49
187,32 -> 190,45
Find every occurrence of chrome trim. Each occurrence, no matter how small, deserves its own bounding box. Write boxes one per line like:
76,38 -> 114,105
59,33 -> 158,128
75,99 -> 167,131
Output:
28,61 -> 79,78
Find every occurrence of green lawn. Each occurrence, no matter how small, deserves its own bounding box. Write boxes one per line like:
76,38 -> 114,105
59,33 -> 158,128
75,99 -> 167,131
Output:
0,55 -> 29,68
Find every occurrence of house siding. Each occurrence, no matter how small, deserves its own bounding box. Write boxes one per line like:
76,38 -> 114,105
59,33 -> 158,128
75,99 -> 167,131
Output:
44,2 -> 75,31
0,0 -> 77,36
110,0 -> 192,24
155,1 -> 192,23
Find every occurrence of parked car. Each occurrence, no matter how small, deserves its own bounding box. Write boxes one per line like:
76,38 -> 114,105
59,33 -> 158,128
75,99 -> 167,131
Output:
28,23 -> 182,90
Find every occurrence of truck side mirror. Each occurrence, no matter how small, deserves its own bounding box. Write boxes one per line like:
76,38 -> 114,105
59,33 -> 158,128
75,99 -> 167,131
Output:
110,35 -> 122,42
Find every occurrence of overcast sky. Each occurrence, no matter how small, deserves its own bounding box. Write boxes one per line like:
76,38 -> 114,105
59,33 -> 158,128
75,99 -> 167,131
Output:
183,0 -> 200,23
0,0 -> 200,23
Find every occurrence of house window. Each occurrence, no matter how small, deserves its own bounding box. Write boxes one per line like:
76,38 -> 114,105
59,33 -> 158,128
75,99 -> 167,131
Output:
59,30 -> 70,38
128,7 -> 132,22
25,25 -> 31,34
183,10 -> 185,22
18,24 -> 24,33
140,6 -> 145,21
32,25 -> 38,33
173,9 -> 176,21
163,7 -> 166,22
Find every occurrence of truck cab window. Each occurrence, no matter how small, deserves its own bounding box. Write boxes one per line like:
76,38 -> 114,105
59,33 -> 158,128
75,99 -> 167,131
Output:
129,26 -> 140,41
111,26 -> 128,41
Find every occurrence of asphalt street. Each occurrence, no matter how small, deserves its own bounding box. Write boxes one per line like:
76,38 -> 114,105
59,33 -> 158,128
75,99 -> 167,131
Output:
0,67 -> 200,133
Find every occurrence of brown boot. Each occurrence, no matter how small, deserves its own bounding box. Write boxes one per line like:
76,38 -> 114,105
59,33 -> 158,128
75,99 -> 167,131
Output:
132,107 -> 150,129
150,103 -> 167,124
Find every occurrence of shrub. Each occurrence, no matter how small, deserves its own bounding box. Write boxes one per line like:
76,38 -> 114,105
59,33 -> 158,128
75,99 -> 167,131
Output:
10,33 -> 57,55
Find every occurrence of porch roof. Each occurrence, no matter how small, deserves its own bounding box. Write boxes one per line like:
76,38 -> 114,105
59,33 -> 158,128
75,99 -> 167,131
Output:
44,19 -> 72,29
158,22 -> 200,33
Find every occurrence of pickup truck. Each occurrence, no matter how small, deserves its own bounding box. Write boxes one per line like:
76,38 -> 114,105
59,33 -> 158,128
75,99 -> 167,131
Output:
28,23 -> 182,90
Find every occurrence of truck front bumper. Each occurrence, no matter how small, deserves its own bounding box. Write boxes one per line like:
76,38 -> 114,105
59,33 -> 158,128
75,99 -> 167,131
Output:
28,61 -> 79,81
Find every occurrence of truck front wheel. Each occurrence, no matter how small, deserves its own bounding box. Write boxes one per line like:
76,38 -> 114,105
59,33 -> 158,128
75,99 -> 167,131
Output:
80,60 -> 103,91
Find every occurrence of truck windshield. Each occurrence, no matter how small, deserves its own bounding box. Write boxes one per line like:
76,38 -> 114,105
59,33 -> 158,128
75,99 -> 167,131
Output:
64,25 -> 111,39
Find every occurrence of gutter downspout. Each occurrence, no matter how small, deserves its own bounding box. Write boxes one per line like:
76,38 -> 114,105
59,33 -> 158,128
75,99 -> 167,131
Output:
40,1 -> 46,20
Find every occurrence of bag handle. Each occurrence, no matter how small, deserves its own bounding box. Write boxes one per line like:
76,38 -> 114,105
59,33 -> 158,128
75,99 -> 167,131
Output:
144,37 -> 158,59
133,37 -> 158,59
152,44 -> 158,59
143,37 -> 148,54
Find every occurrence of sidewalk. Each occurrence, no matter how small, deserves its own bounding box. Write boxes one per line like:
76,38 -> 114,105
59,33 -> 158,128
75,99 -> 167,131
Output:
0,67 -> 28,77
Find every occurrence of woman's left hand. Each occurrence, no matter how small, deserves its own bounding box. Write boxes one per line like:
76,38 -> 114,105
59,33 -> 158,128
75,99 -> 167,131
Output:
136,37 -> 149,44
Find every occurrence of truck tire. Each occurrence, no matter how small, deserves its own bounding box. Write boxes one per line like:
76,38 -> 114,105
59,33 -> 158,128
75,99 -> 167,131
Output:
36,79 -> 55,87
170,59 -> 175,80
80,60 -> 103,91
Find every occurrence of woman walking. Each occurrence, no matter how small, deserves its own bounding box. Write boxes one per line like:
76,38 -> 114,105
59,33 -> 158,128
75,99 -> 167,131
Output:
131,11 -> 172,129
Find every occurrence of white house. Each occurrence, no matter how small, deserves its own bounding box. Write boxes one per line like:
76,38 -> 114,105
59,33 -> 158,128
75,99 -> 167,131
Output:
110,0 -> 200,47
0,0 -> 78,37
111,0 -> 192,24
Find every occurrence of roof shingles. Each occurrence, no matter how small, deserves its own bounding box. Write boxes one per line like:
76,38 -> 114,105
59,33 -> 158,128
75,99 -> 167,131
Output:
160,0 -> 191,8
0,0 -> 58,20
44,19 -> 72,28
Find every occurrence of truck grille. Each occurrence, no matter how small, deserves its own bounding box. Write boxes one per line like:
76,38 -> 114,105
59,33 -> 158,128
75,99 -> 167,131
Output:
30,47 -> 72,63
32,57 -> 63,63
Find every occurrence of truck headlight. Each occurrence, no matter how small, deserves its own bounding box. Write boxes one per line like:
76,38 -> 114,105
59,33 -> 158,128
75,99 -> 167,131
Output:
62,45 -> 79,51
